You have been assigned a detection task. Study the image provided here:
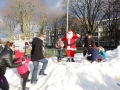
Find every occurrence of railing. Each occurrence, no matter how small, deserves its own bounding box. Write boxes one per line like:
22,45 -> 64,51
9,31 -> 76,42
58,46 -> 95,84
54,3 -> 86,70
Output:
44,47 -> 57,57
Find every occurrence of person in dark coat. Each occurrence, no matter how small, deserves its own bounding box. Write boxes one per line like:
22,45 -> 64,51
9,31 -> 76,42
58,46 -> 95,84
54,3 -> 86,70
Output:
0,41 -> 25,90
82,33 -> 95,56
31,34 -> 48,84
87,43 -> 99,63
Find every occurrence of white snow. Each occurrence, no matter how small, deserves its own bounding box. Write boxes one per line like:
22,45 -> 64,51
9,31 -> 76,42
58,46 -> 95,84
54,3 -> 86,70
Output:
4,46 -> 120,90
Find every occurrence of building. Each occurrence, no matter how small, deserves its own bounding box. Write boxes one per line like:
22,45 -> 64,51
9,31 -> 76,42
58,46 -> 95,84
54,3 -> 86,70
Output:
93,18 -> 120,47
12,32 -> 38,42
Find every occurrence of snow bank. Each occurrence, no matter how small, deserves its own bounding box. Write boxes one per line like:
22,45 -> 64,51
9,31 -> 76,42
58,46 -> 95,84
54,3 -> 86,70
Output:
4,46 -> 120,90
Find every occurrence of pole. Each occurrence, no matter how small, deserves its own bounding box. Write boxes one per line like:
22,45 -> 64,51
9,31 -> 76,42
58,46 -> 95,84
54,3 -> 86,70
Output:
67,0 -> 70,32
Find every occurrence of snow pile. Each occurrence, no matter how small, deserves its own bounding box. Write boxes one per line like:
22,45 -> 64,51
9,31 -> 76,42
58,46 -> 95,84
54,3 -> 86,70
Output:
5,46 -> 120,90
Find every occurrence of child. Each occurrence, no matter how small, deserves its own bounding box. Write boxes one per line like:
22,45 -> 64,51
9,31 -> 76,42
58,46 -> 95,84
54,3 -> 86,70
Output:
98,46 -> 106,62
55,37 -> 64,62
13,50 -> 30,90
82,32 -> 95,56
87,43 -> 99,63
24,42 -> 31,58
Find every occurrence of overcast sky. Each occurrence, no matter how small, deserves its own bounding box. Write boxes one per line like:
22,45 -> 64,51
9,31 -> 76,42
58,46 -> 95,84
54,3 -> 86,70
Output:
0,0 -> 63,10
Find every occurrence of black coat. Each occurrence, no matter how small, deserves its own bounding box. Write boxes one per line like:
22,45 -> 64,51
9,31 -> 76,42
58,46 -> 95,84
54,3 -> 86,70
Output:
31,37 -> 44,61
0,47 -> 22,75
82,37 -> 95,47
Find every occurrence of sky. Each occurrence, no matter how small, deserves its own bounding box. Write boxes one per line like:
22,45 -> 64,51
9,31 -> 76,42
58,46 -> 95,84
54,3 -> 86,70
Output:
5,46 -> 120,90
0,0 -> 63,40
41,0 -> 63,9
0,0 -> 5,9
0,0 -> 63,10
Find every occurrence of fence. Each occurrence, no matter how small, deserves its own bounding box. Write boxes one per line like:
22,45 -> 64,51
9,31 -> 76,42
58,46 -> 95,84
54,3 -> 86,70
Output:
44,47 -> 57,57
43,47 -> 84,57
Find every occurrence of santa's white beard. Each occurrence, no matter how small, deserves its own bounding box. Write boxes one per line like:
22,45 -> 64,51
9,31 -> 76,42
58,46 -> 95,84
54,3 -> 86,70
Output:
66,33 -> 73,39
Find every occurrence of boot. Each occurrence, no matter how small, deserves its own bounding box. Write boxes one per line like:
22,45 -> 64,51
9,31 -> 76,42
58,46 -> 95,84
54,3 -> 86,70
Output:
39,73 -> 47,75
57,60 -> 61,62
27,79 -> 31,82
91,60 -> 94,63
66,58 -> 70,62
71,58 -> 75,62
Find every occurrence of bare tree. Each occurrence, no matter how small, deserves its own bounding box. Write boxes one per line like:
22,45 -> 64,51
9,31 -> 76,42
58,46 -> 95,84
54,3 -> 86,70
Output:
57,14 -> 67,35
68,0 -> 106,35
104,0 -> 120,48
3,0 -> 39,40
0,7 -> 17,41
48,9 -> 64,46
34,3 -> 50,34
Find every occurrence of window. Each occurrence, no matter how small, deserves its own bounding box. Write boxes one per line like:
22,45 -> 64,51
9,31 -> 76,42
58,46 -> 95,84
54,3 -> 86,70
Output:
98,27 -> 103,31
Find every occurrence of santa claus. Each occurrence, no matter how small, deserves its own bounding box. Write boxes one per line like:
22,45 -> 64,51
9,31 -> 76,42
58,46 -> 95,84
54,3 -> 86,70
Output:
62,29 -> 80,62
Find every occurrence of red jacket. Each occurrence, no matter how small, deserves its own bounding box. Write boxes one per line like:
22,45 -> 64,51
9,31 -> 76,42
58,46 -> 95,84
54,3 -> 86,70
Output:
14,57 -> 30,74
62,34 -> 80,50
14,50 -> 30,75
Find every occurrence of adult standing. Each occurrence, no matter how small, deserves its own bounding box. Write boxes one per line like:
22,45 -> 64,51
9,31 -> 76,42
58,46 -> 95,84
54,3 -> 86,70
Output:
82,32 -> 95,56
0,41 -> 25,90
62,30 -> 80,62
31,34 -> 48,84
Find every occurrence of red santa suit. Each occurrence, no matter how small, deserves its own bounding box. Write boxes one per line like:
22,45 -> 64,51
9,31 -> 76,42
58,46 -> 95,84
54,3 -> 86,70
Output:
62,30 -> 80,58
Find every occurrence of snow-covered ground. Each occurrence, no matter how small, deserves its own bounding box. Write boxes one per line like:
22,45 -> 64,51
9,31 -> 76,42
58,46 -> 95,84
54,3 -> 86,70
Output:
5,46 -> 120,90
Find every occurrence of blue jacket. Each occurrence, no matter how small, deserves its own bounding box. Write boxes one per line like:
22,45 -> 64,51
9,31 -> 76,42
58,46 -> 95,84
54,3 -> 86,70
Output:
88,48 -> 99,60
99,50 -> 106,60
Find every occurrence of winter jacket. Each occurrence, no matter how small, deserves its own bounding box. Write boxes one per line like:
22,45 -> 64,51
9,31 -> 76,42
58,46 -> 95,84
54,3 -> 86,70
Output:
25,47 -> 31,55
88,47 -> 99,60
82,37 -> 94,47
99,50 -> 106,60
31,37 -> 44,61
62,34 -> 79,51
55,41 -> 64,50
0,47 -> 22,83
13,57 -> 30,74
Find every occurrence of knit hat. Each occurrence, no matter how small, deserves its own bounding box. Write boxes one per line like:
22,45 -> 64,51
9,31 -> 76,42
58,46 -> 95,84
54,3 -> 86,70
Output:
25,42 -> 29,46
15,50 -> 24,58
25,42 -> 30,48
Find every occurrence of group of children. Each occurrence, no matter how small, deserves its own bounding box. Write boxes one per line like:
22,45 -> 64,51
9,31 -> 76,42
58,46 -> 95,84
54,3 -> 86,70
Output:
82,33 -> 106,63
86,43 -> 106,63
55,32 -> 107,63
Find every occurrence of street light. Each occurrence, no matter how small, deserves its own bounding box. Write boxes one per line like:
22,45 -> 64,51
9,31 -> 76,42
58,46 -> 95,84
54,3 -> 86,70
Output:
67,0 -> 70,32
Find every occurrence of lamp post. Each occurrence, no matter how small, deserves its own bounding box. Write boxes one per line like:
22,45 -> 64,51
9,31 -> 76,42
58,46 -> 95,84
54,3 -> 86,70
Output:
67,0 -> 70,32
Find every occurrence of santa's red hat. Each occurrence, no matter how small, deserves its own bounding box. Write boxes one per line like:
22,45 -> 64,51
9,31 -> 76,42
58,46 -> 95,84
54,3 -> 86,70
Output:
15,50 -> 24,58
67,29 -> 73,33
